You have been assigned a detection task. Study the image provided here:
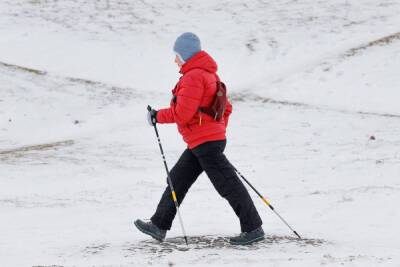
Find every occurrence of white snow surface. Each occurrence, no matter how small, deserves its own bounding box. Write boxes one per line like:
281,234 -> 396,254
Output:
1,1 -> 400,266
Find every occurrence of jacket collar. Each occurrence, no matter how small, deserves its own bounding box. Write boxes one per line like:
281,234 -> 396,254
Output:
179,51 -> 218,74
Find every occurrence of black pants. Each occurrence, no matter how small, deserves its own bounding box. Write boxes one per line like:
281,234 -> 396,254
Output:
151,140 -> 262,232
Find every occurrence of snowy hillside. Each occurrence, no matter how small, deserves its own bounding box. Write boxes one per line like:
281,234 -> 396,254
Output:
1,1 -> 400,266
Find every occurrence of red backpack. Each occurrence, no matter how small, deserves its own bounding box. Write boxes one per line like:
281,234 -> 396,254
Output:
199,78 -> 227,121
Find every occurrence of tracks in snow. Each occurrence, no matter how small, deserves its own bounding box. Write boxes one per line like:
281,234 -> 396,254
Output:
122,235 -> 328,258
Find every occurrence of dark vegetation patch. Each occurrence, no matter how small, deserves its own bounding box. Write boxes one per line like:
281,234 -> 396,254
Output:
0,140 -> 74,155
345,31 -> 400,57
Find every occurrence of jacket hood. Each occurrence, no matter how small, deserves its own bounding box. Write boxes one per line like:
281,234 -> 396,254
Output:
180,51 -> 218,74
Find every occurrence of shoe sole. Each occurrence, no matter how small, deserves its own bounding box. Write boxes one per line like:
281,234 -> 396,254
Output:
134,221 -> 165,242
229,235 -> 265,245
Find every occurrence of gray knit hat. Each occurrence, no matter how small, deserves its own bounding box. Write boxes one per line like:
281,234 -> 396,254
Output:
173,32 -> 201,62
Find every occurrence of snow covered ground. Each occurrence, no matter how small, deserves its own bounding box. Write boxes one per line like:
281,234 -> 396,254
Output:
1,1 -> 400,266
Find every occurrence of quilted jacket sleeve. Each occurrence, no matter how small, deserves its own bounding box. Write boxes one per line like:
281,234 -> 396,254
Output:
157,72 -> 204,125
156,106 -> 175,123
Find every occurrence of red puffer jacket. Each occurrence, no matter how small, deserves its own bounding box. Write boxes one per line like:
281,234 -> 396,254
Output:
157,51 -> 232,149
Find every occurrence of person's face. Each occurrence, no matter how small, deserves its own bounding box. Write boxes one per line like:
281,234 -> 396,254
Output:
175,54 -> 183,68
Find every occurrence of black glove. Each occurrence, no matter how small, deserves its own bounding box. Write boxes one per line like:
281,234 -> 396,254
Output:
147,107 -> 158,126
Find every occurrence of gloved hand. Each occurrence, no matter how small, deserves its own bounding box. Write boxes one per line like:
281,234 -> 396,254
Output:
147,107 -> 158,126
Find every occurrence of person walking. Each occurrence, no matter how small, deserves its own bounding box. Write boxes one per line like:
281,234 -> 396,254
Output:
135,32 -> 264,245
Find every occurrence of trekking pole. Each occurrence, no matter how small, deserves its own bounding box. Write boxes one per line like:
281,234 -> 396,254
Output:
232,166 -> 302,239
147,105 -> 188,245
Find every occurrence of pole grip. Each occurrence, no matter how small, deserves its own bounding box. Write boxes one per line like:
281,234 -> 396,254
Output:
147,105 -> 152,112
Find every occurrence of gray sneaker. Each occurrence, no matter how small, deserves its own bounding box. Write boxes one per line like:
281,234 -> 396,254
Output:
229,226 -> 265,245
134,219 -> 167,241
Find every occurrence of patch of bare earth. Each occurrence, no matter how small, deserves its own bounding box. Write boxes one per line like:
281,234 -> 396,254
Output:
0,140 -> 74,157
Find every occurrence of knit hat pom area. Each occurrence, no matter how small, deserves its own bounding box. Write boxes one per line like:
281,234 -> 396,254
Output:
173,32 -> 201,62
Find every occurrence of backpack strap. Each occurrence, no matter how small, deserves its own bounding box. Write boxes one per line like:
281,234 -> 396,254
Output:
199,73 -> 216,110
198,73 -> 227,122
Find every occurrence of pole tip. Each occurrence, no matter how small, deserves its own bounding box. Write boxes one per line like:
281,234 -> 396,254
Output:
184,236 -> 188,246
294,231 -> 302,239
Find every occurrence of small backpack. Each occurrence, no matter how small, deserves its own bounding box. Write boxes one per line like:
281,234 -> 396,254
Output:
199,80 -> 227,121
